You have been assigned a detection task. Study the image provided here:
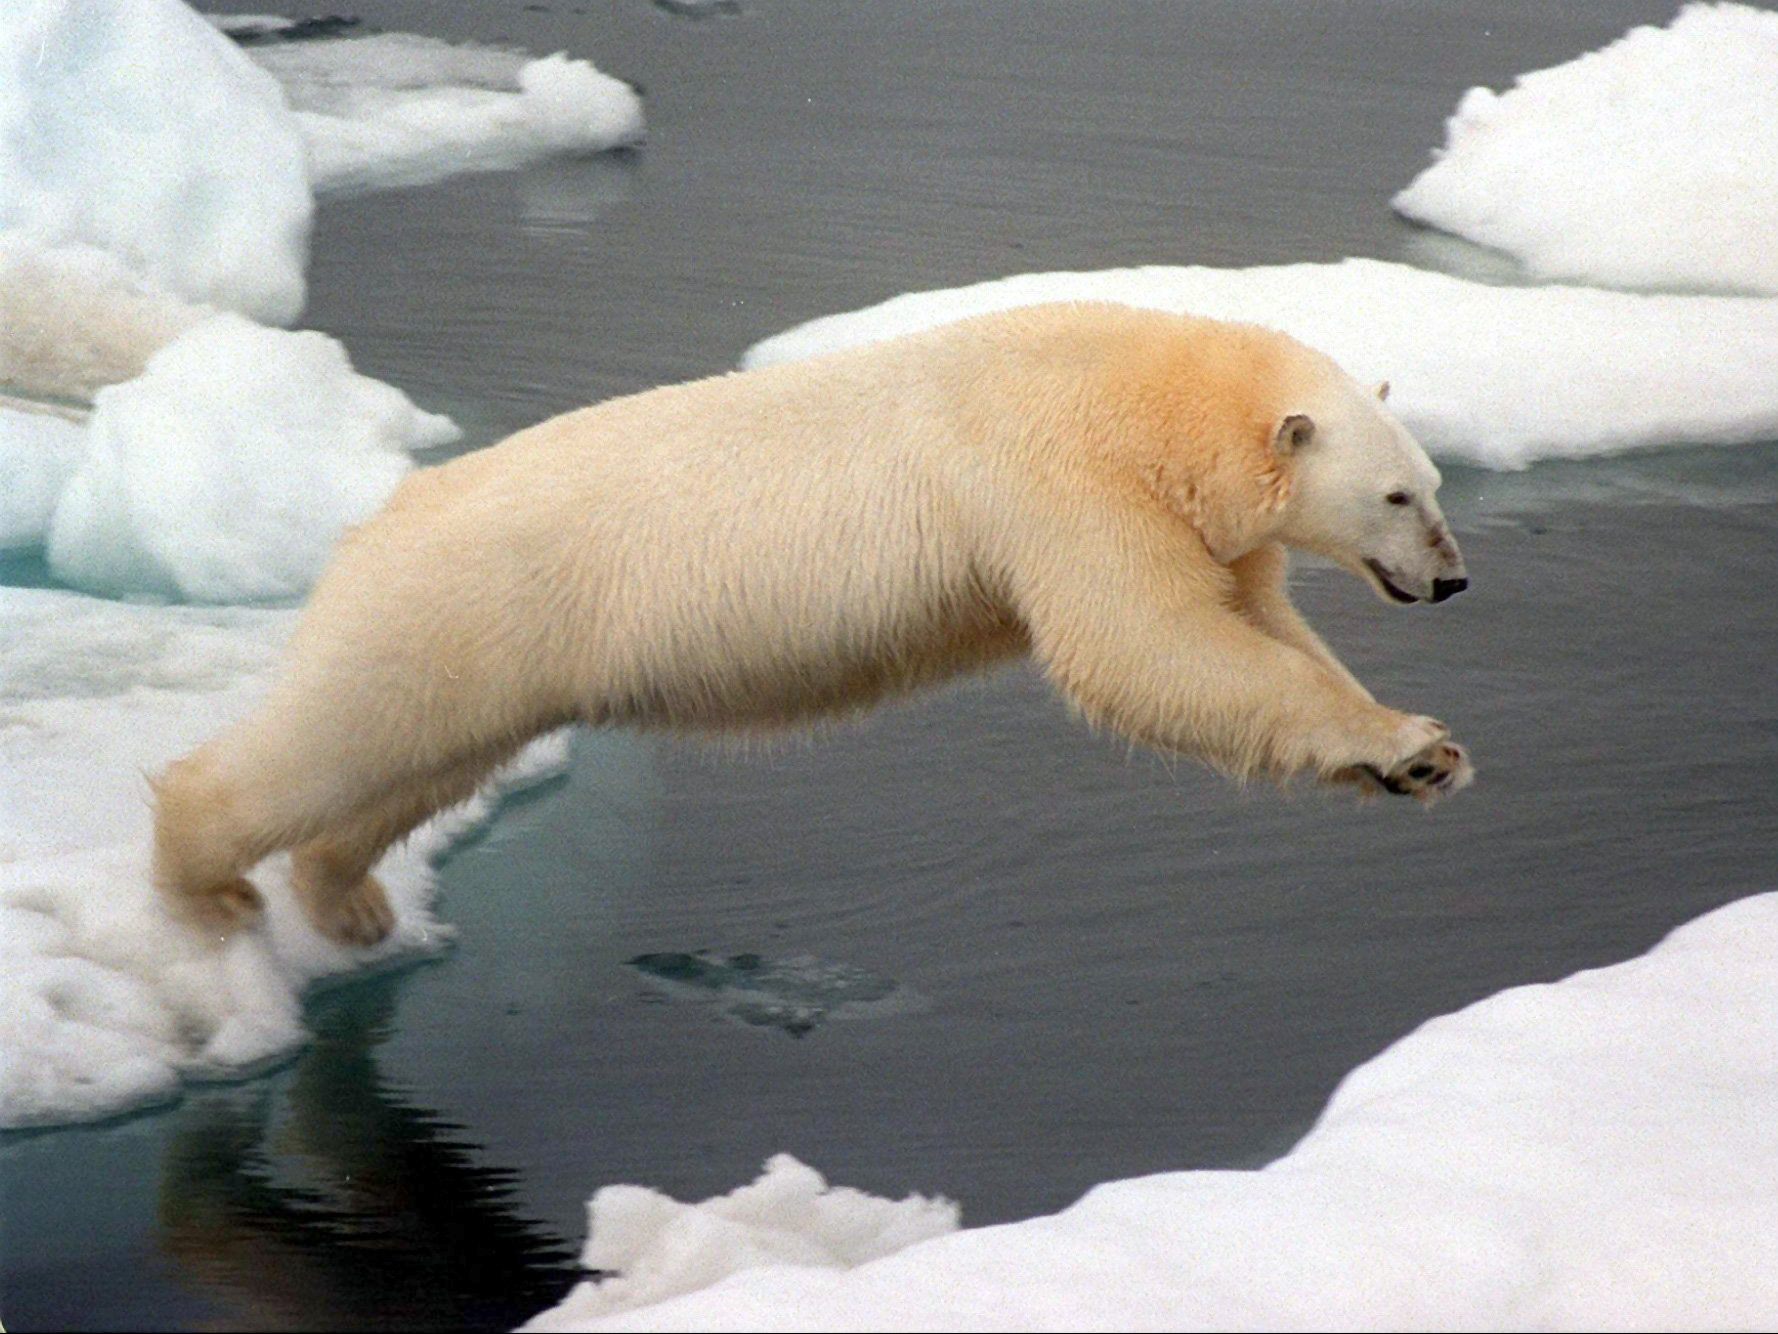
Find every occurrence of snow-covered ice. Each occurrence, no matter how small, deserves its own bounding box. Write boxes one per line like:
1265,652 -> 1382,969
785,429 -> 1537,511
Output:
43,314 -> 458,603
1394,3 -> 1778,296
524,1155 -> 959,1326
1,1 -> 644,334
525,892 -> 1778,1331
238,29 -> 645,194
0,0 -> 313,324
743,259 -> 1778,470
0,586 -> 570,1130
1,288 -> 459,602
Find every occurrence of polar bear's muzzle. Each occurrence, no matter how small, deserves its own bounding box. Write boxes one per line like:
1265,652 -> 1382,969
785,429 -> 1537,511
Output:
1363,550 -> 1468,605
1364,558 -> 1424,604
1429,575 -> 1469,603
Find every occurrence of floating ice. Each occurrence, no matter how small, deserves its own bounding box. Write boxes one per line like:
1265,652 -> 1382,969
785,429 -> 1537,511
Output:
0,586 -> 571,1130
38,313 -> 458,603
743,259 -> 1778,470
520,1155 -> 958,1328
526,892 -> 1778,1331
0,0 -> 313,323
1394,3 -> 1778,295
241,30 -> 646,194
0,242 -> 459,601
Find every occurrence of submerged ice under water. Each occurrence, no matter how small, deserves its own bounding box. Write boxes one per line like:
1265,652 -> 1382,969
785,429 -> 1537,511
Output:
628,952 -> 920,1037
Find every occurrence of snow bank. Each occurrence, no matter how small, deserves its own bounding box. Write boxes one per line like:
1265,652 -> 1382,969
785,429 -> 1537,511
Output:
1394,3 -> 1778,295
40,314 -> 457,603
0,587 -> 570,1129
743,260 -> 1778,470
0,0 -> 312,323
525,1156 -> 959,1327
243,31 -> 645,194
526,892 -> 1778,1331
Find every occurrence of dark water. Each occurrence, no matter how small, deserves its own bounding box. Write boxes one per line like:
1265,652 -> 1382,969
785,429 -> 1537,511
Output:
6,2 -> 1778,1329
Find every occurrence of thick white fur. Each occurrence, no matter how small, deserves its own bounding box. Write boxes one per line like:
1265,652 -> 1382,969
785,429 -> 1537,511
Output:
153,303 -> 1472,946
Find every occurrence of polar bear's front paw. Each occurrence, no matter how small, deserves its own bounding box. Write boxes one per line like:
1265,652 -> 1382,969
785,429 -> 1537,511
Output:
1372,735 -> 1473,804
308,874 -> 396,948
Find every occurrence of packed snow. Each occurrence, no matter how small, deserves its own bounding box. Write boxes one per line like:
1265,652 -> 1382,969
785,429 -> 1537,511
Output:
0,0 -> 312,323
0,586 -> 570,1129
237,27 -> 645,194
743,259 -> 1778,470
1394,3 -> 1778,296
44,314 -> 457,603
525,1156 -> 959,1326
525,892 -> 1778,1331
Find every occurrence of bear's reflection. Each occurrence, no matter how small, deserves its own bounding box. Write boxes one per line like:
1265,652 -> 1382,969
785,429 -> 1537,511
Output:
157,978 -> 580,1332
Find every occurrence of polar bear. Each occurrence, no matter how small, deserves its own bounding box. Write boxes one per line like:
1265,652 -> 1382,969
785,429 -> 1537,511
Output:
153,303 -> 1472,947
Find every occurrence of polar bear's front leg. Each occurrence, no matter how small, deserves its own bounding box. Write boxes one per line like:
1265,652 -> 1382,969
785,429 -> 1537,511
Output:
1013,518 -> 1472,792
1227,543 -> 1373,700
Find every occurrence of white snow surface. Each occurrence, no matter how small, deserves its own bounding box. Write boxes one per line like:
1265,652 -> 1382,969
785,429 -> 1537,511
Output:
526,892 -> 1778,1332
524,1155 -> 960,1327
240,29 -> 646,194
742,259 -> 1778,470
1394,3 -> 1778,295
0,0 -> 313,324
0,586 -> 570,1129
42,313 -> 458,603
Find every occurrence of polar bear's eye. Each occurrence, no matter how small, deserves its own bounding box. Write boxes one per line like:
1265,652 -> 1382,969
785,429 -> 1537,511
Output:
1385,491 -> 1412,506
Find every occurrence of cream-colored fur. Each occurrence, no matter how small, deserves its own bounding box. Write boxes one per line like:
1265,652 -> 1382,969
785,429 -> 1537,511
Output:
153,303 -> 1472,946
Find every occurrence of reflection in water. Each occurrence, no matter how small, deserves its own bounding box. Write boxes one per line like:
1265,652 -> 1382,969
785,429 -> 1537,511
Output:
157,982 -> 581,1332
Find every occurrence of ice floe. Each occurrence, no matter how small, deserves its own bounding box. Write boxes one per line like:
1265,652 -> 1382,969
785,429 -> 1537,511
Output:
521,1155 -> 959,1328
0,253 -> 456,601
43,313 -> 457,603
0,586 -> 570,1130
525,892 -> 1778,1330
238,28 -> 645,194
743,259 -> 1778,470
1394,3 -> 1778,295
0,0 -> 313,323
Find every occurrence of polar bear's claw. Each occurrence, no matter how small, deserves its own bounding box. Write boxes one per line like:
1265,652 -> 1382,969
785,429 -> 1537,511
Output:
1386,739 -> 1473,803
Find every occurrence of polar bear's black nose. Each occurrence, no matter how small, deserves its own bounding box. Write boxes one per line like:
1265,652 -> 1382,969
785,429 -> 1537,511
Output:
1431,577 -> 1469,603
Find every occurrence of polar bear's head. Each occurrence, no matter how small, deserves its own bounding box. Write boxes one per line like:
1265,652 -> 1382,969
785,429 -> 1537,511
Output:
1269,376 -> 1468,606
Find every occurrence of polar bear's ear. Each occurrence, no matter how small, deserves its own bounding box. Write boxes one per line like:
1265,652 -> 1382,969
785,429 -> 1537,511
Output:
1374,380 -> 1391,401
1274,413 -> 1315,455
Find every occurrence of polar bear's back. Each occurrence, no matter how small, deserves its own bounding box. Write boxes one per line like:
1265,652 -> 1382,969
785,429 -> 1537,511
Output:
280,303 -> 1327,733
287,323 -> 1030,731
